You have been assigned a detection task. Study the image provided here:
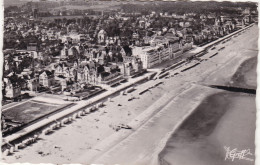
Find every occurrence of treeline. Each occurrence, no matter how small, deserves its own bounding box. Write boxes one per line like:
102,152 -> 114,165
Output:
121,1 -> 257,15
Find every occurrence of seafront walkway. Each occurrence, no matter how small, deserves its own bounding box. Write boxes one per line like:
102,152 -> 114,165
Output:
194,23 -> 254,52
85,23 -> 257,165
2,71 -> 154,146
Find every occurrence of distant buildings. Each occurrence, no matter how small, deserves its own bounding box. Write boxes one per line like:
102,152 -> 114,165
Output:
2,2 -> 257,100
98,29 -> 107,44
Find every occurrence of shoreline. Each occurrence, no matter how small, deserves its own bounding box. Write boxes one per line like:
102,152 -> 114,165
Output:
158,92 -> 256,165
2,24 -> 258,164
157,39 -> 257,165
2,23 -> 255,146
229,56 -> 257,89
149,89 -> 218,165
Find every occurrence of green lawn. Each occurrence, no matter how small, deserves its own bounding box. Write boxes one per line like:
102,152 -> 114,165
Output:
3,100 -> 64,124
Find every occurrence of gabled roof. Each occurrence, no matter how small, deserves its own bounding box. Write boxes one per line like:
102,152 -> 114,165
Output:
87,61 -> 96,69
40,70 -> 53,77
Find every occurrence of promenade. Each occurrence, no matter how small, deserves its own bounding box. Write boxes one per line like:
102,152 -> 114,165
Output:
86,24 -> 258,165
2,71 -> 154,146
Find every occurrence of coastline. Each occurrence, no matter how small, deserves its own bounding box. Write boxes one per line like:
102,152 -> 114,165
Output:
229,56 -> 257,89
157,43 -> 257,165
2,24 -> 258,164
158,92 -> 256,165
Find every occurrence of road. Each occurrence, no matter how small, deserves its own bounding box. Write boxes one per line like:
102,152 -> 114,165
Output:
2,71 -> 154,145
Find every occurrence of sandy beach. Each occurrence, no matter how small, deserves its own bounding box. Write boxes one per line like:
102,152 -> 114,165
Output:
230,56 -> 257,89
158,27 -> 257,165
90,25 -> 258,165
2,81 -> 173,163
2,24 -> 258,164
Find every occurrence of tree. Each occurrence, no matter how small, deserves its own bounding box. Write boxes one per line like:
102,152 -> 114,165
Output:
20,56 -> 33,70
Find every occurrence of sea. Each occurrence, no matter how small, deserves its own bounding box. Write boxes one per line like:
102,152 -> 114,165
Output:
158,56 -> 257,165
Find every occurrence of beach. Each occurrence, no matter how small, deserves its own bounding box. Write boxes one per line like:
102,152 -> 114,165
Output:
158,92 -> 256,165
158,29 -> 257,165
2,24 -> 258,164
89,25 -> 258,165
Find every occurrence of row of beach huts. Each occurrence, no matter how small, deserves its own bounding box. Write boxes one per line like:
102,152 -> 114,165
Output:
2,101 -> 106,156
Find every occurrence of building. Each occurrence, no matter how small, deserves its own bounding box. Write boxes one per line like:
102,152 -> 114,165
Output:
3,78 -> 21,99
39,70 -> 55,87
77,61 -> 99,85
27,43 -> 38,51
132,36 -> 183,69
27,78 -> 39,91
54,63 -> 77,81
118,55 -> 143,76
98,29 -> 107,44
132,46 -> 162,69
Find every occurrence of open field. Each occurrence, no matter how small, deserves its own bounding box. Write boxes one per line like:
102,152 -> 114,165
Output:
4,0 -> 27,7
39,15 -> 84,21
52,3 -> 121,11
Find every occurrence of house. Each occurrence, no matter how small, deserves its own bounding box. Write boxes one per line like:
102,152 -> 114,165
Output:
54,63 -> 77,81
3,78 -> 21,99
60,46 -> 69,58
98,29 -> 107,44
39,70 -> 54,87
77,61 -> 99,85
4,60 -> 10,71
27,43 -> 38,51
60,78 -> 68,91
132,32 -> 139,39
68,46 -> 79,57
132,35 -> 182,69
132,46 -> 161,69
118,55 -> 143,76
27,78 -> 38,91
118,62 -> 135,76
97,65 -> 122,85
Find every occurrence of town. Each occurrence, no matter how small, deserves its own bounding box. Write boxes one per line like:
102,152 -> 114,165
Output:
3,1 -> 256,101
1,1 -> 258,164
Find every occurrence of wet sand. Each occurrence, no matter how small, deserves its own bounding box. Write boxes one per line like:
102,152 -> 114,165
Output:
87,25 -> 258,165
229,56 -> 257,89
158,92 -> 256,165
158,34 -> 257,165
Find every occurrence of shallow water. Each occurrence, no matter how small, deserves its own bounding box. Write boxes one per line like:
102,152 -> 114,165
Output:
158,56 -> 257,165
158,92 -> 256,165
229,56 -> 257,89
